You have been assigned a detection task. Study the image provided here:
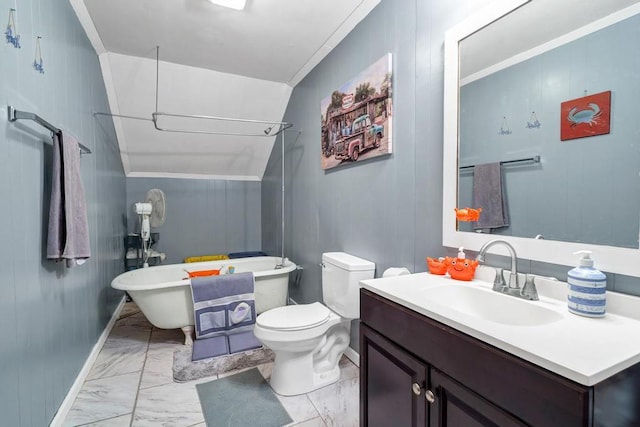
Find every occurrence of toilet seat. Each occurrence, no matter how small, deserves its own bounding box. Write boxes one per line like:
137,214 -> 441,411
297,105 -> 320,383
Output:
256,302 -> 331,331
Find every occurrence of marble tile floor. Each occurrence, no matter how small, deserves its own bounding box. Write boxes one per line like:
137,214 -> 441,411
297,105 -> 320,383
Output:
63,305 -> 360,427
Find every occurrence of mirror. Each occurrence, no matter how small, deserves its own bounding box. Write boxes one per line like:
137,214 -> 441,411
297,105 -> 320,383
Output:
443,0 -> 640,277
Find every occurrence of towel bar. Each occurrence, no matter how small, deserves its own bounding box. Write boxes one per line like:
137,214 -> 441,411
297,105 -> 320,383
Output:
7,105 -> 92,154
459,155 -> 540,171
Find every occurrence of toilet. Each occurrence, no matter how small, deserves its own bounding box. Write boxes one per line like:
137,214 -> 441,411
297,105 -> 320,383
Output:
254,252 -> 375,396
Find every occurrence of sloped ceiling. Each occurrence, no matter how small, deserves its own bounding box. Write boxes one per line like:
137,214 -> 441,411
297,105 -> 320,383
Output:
71,0 -> 381,180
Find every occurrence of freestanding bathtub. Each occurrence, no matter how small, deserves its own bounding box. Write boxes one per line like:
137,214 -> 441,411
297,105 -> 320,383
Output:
111,256 -> 297,344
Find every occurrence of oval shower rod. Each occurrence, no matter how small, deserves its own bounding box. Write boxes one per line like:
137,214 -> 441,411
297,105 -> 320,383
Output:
151,112 -> 292,137
94,45 -> 292,137
93,111 -> 292,137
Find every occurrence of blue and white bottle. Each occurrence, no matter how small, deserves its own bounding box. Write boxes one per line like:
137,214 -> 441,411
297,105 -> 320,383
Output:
567,251 -> 606,318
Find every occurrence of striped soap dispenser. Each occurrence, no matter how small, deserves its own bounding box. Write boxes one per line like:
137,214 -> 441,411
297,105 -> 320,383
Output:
567,251 -> 607,317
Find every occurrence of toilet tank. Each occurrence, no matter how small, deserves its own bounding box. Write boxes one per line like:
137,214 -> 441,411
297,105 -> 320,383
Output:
322,252 -> 375,319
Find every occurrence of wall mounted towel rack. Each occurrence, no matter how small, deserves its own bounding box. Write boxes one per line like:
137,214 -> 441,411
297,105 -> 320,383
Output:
7,105 -> 92,154
459,155 -> 540,171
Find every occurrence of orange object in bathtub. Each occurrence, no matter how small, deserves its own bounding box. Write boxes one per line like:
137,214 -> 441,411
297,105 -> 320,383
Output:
187,269 -> 221,278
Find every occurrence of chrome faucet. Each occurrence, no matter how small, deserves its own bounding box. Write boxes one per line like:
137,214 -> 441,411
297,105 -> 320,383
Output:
476,239 -> 538,301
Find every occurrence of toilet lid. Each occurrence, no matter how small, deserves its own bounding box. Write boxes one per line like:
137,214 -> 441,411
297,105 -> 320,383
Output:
257,302 -> 331,331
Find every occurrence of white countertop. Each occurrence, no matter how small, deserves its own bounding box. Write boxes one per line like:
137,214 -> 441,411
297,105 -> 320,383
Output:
361,270 -> 640,386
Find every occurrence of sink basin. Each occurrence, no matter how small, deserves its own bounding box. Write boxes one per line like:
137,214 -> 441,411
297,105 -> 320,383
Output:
361,272 -> 640,386
422,285 -> 564,326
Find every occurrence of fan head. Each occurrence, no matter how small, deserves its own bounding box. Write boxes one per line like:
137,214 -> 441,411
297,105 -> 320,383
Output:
145,189 -> 166,228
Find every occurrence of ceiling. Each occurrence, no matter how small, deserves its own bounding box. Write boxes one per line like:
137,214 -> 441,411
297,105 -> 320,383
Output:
71,0 -> 380,180
460,0 -> 640,82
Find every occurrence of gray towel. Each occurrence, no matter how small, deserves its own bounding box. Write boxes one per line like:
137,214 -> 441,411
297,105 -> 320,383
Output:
46,132 -> 91,267
47,133 -> 64,262
473,162 -> 509,230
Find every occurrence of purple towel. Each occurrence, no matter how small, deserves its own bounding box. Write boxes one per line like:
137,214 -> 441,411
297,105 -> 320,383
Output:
192,335 -> 229,362
192,331 -> 262,362
191,272 -> 256,339
228,331 -> 262,354
190,272 -> 261,361
46,131 -> 91,267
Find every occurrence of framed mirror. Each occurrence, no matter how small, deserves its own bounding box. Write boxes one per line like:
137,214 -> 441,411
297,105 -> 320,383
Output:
443,0 -> 640,277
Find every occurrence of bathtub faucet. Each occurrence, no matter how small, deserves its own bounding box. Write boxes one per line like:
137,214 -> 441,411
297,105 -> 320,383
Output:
275,257 -> 289,269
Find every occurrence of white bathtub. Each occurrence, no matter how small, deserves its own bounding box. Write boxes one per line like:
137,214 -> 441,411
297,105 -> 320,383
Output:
111,256 -> 296,344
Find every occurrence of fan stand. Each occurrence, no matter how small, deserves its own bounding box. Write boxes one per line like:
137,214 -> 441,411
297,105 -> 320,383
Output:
137,214 -> 151,268
134,203 -> 153,268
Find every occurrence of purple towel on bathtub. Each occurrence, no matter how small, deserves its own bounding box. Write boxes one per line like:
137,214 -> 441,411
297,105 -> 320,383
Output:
192,336 -> 229,361
192,331 -> 262,361
191,272 -> 256,339
190,272 -> 260,361
228,331 -> 262,354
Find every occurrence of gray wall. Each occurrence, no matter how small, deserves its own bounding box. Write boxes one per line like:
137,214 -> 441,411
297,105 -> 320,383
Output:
127,178 -> 261,264
0,1 -> 126,425
262,0 -> 470,348
261,0 -> 640,352
264,0 -> 423,305
458,14 -> 640,248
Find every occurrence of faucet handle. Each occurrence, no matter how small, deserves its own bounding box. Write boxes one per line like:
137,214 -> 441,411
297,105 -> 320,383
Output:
492,267 -> 506,292
521,274 -> 539,301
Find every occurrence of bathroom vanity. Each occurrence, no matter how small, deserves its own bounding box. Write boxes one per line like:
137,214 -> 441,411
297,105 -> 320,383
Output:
365,1 -> 640,424
359,273 -> 640,426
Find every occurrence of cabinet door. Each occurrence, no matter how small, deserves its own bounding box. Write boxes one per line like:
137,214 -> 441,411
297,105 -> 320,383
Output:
430,368 -> 528,427
360,323 -> 428,427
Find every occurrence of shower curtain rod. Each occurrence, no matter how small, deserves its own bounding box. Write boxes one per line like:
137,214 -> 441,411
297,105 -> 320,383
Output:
8,105 -> 92,154
94,112 -> 153,122
94,46 -> 293,137
151,112 -> 292,136
94,45 -> 292,137
150,46 -> 292,136
94,111 -> 292,137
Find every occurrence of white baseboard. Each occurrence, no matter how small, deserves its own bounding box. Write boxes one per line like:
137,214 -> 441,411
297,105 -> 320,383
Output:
49,296 -> 127,427
344,346 -> 360,367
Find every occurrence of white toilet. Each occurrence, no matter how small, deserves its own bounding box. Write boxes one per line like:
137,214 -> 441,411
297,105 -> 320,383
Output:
254,252 -> 375,396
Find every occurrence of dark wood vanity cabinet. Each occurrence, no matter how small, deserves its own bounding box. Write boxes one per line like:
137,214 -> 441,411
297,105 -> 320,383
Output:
360,289 -> 640,427
361,323 -> 524,427
360,323 -> 428,426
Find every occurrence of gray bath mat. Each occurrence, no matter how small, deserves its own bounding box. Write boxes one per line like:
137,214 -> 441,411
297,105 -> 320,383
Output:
173,345 -> 274,382
196,368 -> 292,427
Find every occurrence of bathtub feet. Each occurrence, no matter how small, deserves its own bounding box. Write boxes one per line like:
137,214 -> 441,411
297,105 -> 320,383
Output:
181,326 -> 194,346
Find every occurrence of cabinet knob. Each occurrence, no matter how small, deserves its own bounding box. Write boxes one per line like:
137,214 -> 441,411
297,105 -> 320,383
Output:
425,389 -> 436,403
412,383 -> 422,396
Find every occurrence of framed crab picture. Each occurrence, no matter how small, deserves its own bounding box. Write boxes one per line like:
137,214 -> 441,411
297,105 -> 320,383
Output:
560,91 -> 611,141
